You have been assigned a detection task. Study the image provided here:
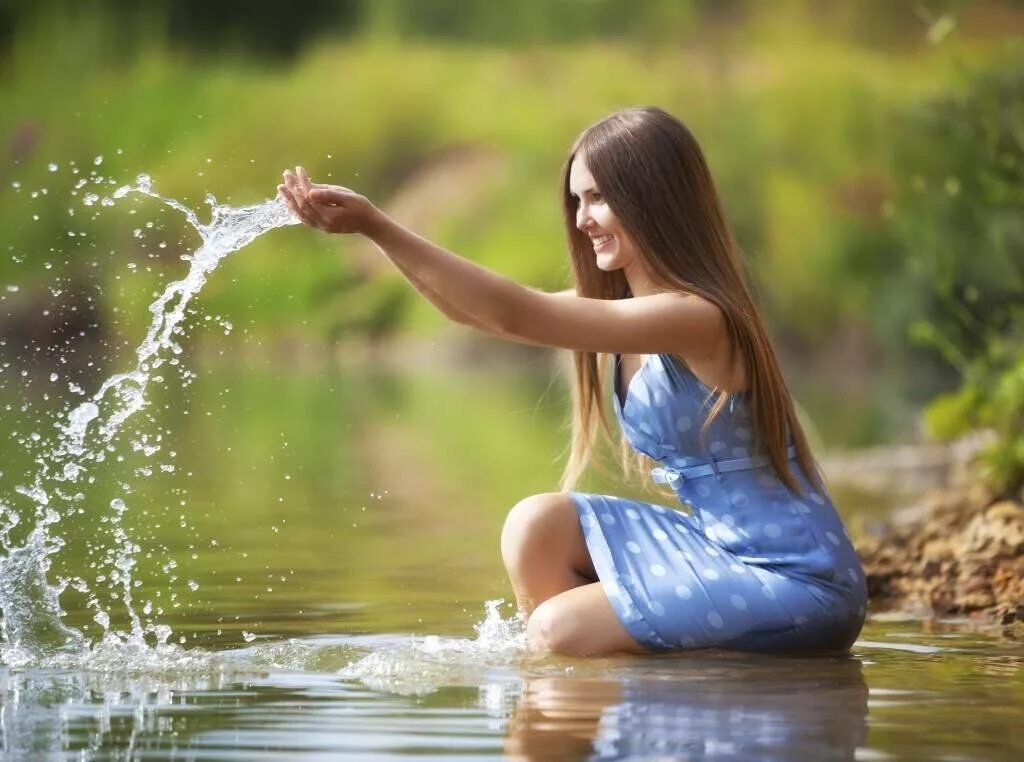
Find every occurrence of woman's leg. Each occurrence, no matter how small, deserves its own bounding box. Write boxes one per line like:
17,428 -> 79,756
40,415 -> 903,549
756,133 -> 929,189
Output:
526,583 -> 649,656
500,492 -> 597,615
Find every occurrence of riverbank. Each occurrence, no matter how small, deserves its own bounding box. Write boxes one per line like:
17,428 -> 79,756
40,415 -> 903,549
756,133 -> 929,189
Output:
855,467 -> 1024,637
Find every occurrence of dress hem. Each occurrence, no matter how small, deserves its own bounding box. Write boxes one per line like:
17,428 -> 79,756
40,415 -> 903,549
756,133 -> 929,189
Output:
568,491 -> 673,651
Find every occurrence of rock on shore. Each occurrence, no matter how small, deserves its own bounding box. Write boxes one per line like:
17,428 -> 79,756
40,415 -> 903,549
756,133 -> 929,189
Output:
856,483 -> 1024,636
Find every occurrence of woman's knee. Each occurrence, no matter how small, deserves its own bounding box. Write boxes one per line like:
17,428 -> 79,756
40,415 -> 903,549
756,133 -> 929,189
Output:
525,599 -> 575,655
500,492 -> 577,567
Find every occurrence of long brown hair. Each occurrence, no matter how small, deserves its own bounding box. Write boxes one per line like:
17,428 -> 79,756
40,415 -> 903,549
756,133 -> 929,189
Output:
558,107 -> 820,494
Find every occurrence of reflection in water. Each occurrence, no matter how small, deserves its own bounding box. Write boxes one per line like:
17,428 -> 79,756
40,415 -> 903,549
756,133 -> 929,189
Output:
1,653 -> 868,760
0,638 -> 347,758
0,666 -> 221,757
504,656 -> 868,761
6,635 -> 1024,760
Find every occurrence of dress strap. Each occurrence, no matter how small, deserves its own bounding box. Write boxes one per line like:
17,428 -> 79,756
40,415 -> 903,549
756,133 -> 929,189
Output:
651,446 -> 798,485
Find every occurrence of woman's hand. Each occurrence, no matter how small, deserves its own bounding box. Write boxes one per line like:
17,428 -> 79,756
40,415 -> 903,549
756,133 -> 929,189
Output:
277,166 -> 384,236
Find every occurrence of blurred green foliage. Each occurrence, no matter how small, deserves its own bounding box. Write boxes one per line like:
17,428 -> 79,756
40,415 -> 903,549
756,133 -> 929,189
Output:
0,0 -> 945,55
0,1 -> 1021,450
890,53 -> 1024,494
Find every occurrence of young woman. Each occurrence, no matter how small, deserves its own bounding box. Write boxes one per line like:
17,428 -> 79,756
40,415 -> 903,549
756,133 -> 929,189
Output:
278,107 -> 868,657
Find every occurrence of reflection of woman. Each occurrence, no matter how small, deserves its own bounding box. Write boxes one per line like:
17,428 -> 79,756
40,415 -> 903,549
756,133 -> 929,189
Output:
504,656 -> 869,761
279,107 -> 867,656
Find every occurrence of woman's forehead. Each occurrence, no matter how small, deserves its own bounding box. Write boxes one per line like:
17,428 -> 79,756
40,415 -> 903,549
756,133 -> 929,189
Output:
569,155 -> 598,193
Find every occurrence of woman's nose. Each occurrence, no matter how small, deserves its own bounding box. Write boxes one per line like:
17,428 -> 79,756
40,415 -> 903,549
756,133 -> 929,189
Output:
576,204 -> 592,231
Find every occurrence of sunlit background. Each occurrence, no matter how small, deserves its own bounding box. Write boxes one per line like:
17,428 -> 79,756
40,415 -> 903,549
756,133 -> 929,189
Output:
4,1 -> 1021,433
1,2 -> 1022,759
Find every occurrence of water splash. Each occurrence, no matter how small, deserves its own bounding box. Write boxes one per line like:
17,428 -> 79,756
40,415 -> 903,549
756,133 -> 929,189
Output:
338,599 -> 528,695
0,174 -> 298,665
0,599 -> 534,759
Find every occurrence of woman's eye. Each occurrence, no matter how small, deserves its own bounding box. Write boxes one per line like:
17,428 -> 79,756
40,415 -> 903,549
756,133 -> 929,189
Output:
591,193 -> 603,203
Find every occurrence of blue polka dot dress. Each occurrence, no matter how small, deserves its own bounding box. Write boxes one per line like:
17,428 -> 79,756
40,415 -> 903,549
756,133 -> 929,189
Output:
568,353 -> 867,653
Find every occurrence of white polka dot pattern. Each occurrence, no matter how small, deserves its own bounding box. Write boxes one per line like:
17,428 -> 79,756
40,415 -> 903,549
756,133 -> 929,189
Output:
567,350 -> 868,652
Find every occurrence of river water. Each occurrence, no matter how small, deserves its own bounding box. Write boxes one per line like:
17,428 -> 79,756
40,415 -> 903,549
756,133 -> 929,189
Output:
0,178 -> 1021,760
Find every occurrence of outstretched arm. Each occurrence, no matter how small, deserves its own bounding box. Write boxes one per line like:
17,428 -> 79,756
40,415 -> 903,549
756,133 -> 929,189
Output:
386,249 -> 568,345
281,168 -> 547,341
279,168 -> 723,359
362,214 -> 554,337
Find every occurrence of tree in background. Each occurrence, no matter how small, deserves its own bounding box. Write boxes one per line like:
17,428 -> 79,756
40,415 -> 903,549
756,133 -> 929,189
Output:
890,50 -> 1024,495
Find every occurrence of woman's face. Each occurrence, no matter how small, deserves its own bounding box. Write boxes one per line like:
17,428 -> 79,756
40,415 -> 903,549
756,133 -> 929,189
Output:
569,156 -> 642,272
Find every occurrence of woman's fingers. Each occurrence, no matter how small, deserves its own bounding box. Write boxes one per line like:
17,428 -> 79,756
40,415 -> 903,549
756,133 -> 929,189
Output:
308,187 -> 347,206
279,178 -> 323,229
290,167 -> 320,222
283,169 -> 310,207
282,169 -> 299,196
282,171 -> 309,215
296,166 -> 318,208
277,183 -> 302,217
295,167 -> 331,223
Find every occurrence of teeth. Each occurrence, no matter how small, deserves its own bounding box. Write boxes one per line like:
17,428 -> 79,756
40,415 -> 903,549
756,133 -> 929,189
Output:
592,235 -> 613,246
